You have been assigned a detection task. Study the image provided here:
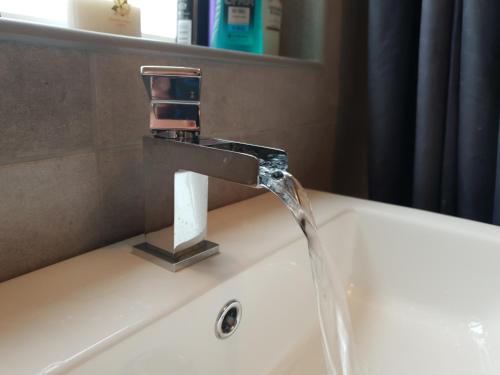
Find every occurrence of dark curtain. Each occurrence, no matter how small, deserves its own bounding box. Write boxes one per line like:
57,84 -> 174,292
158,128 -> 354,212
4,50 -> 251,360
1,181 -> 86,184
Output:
368,0 -> 500,223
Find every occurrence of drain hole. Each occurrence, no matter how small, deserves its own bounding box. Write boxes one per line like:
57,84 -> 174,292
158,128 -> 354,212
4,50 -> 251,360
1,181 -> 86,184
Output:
221,307 -> 238,333
215,300 -> 242,339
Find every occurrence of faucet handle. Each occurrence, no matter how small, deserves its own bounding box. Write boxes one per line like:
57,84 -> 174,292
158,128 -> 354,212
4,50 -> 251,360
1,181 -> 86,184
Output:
141,66 -> 202,137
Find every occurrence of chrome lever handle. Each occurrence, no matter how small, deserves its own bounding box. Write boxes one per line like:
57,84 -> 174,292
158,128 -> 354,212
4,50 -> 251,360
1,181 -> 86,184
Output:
140,66 -> 202,137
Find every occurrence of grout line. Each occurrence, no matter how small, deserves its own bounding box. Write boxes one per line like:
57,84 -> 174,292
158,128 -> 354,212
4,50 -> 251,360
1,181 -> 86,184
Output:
0,148 -> 96,170
0,143 -> 144,170
89,52 -> 99,153
95,143 -> 143,152
89,50 -> 106,247
0,122 -> 329,170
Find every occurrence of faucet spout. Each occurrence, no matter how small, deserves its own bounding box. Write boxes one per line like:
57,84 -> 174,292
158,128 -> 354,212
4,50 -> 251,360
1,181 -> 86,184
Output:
135,66 -> 287,271
161,136 -> 287,186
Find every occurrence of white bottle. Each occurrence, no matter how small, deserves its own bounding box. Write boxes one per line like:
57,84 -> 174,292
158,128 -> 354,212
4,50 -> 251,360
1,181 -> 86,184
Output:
68,0 -> 141,37
263,0 -> 282,55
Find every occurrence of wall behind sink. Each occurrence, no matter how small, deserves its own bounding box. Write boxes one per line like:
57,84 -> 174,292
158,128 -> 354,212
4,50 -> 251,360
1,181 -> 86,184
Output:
0,5 -> 341,281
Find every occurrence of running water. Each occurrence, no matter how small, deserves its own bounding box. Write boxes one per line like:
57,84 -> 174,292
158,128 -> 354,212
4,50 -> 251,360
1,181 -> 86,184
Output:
259,154 -> 359,375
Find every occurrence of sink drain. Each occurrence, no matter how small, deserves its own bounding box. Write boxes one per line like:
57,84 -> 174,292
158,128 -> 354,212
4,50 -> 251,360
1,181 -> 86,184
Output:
215,300 -> 242,339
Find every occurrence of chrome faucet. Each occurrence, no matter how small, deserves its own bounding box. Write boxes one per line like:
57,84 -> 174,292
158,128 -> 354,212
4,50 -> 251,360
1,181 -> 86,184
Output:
135,66 -> 288,271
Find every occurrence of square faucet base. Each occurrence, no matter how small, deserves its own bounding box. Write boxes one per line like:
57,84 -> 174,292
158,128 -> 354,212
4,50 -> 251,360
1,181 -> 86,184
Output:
134,240 -> 219,272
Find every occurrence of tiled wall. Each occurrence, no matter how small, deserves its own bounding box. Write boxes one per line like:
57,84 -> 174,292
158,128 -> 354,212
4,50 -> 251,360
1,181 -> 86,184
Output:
0,19 -> 336,282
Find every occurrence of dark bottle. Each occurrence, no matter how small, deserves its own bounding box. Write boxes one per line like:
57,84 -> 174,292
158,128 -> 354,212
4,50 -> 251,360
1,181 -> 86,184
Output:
176,0 -> 209,46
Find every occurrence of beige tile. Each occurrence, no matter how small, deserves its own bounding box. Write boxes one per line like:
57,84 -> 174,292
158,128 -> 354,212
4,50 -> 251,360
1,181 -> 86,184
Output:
208,177 -> 262,211
0,153 -> 101,281
92,52 -> 151,148
97,145 -> 144,244
202,62 -> 327,137
0,41 -> 93,164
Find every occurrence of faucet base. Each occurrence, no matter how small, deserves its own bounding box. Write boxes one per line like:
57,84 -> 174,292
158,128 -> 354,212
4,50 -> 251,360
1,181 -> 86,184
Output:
134,240 -> 219,272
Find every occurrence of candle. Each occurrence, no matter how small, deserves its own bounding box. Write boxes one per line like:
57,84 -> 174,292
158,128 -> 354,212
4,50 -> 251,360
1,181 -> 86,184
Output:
68,0 -> 141,37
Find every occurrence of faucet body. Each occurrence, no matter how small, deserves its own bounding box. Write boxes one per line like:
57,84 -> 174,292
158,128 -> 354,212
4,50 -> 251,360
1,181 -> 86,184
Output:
135,66 -> 287,271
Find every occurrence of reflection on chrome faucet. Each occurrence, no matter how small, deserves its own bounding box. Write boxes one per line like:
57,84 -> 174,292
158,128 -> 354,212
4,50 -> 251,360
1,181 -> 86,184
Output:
135,66 -> 288,271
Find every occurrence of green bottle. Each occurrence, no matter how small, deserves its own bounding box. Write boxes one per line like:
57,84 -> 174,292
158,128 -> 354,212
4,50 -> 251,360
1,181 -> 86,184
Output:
210,0 -> 264,54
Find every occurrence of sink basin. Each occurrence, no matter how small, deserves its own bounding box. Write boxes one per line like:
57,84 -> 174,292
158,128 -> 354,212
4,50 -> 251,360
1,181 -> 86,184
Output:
345,206 -> 500,375
1,191 -> 499,374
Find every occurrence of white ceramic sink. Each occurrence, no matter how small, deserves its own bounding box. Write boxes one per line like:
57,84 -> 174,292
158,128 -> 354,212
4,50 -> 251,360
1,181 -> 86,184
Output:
1,191 -> 500,374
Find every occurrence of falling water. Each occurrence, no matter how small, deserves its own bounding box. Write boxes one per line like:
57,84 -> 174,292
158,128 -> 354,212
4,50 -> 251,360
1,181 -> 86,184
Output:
259,154 -> 359,375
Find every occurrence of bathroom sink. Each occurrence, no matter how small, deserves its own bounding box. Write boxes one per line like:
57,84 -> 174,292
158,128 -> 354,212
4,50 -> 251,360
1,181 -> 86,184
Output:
1,191 -> 499,374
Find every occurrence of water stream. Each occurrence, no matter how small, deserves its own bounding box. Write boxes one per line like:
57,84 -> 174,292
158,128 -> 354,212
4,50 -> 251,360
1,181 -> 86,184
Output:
259,155 -> 359,375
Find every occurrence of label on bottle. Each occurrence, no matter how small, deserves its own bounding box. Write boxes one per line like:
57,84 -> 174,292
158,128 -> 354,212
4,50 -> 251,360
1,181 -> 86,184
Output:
177,19 -> 193,44
177,0 -> 193,44
265,0 -> 281,31
227,6 -> 250,32
224,0 -> 255,36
